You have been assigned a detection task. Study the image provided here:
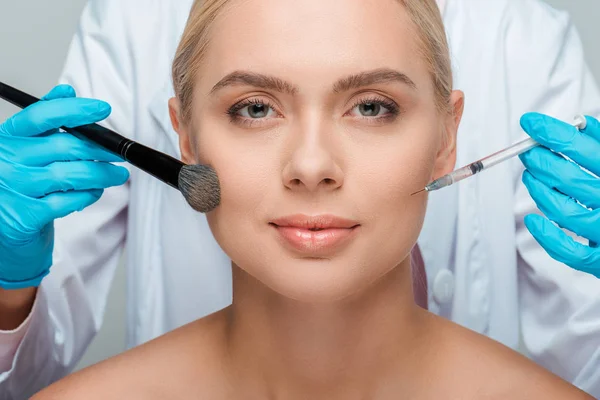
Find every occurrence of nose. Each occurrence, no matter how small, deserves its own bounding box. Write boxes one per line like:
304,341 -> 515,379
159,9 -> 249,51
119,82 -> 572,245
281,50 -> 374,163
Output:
282,123 -> 344,192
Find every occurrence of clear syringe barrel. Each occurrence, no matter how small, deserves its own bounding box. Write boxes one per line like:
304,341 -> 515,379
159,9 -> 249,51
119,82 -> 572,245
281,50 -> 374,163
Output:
425,137 -> 539,191
479,137 -> 539,169
423,115 -> 587,193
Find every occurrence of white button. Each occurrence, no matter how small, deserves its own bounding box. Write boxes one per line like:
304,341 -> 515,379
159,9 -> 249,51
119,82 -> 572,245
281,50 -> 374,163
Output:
433,269 -> 454,305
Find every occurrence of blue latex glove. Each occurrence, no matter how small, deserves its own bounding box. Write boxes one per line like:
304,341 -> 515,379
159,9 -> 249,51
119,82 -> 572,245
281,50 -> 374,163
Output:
519,112 -> 600,277
0,85 -> 129,289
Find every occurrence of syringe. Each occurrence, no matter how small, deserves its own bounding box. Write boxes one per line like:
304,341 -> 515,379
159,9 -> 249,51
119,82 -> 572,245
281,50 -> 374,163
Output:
411,115 -> 588,196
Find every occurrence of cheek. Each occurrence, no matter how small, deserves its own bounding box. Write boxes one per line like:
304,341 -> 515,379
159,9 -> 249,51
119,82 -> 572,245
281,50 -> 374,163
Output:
352,125 -> 438,257
192,125 -> 273,251
193,122 -> 271,202
367,165 -> 428,252
355,123 -> 438,202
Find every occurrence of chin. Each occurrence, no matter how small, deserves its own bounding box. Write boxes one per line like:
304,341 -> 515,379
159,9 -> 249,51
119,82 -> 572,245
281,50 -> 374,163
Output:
213,217 -> 414,304
251,257 -> 382,304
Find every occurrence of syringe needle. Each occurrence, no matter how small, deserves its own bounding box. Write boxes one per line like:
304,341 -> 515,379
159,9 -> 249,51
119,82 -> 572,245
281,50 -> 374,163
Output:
410,188 -> 426,196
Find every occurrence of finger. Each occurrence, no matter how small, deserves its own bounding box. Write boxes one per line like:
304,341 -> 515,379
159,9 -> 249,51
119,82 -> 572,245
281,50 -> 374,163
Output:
1,84 -> 76,138
524,214 -> 600,277
0,84 -> 75,138
522,170 -> 600,244
0,184 -> 105,234
520,146 -> 600,209
33,86 -> 79,136
0,133 -> 123,166
0,161 -> 129,198
580,115 -> 600,141
1,98 -> 111,138
29,189 -> 105,227
0,184 -> 41,237
520,112 -> 600,177
40,84 -> 76,101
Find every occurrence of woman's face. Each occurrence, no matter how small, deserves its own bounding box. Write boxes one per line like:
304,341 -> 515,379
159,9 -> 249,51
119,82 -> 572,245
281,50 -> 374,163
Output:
171,0 -> 463,302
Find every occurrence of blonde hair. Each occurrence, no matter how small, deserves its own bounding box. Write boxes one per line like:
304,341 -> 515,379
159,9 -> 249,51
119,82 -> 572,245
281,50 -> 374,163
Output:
172,0 -> 453,122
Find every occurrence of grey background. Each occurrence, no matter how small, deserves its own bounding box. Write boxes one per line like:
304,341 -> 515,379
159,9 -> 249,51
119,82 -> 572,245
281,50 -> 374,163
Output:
0,0 -> 598,371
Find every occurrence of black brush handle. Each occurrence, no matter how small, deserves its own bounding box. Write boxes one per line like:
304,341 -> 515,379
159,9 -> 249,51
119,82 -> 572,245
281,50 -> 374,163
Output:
0,81 -> 182,189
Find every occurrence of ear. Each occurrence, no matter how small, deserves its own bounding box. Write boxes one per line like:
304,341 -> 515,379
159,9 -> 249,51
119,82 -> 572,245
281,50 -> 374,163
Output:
168,97 -> 196,165
432,90 -> 464,179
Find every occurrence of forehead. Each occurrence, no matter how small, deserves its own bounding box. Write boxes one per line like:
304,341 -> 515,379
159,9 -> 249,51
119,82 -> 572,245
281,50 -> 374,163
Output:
198,0 -> 429,89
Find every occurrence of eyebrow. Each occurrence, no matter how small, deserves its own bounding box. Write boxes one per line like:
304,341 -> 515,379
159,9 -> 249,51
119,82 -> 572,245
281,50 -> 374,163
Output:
210,71 -> 299,95
209,68 -> 417,95
332,68 -> 417,93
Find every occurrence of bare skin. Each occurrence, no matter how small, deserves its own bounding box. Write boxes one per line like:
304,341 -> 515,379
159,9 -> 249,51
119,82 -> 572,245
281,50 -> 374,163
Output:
33,263 -> 591,400
0,287 -> 36,330
33,313 -> 591,399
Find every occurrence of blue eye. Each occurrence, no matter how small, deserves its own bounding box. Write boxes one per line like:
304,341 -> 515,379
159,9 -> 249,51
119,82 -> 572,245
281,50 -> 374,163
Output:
348,98 -> 399,118
239,103 -> 276,119
356,103 -> 384,117
228,99 -> 278,121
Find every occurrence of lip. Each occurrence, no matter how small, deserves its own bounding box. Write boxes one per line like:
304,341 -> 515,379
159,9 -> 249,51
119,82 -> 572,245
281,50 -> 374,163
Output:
269,214 -> 360,255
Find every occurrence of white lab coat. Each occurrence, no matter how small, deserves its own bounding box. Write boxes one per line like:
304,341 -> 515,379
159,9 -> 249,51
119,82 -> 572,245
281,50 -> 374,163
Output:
2,0 -> 600,398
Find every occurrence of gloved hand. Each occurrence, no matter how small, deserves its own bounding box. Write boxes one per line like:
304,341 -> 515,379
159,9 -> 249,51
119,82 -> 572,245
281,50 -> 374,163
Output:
0,85 -> 129,289
519,112 -> 600,277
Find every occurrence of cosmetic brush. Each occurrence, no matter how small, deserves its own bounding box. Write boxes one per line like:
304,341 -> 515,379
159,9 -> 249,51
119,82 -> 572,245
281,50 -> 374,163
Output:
0,81 -> 220,213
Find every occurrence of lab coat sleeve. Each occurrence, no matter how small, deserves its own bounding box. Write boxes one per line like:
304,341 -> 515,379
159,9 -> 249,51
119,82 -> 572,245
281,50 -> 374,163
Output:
0,1 -> 133,397
509,2 -> 600,396
0,299 -> 34,374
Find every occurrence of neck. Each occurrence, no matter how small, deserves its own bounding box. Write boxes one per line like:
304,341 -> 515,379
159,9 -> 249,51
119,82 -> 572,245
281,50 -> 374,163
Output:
225,260 -> 429,399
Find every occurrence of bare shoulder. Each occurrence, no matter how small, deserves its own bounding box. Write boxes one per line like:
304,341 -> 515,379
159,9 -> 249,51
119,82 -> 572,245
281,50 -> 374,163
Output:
32,309 -> 232,400
428,314 -> 593,399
